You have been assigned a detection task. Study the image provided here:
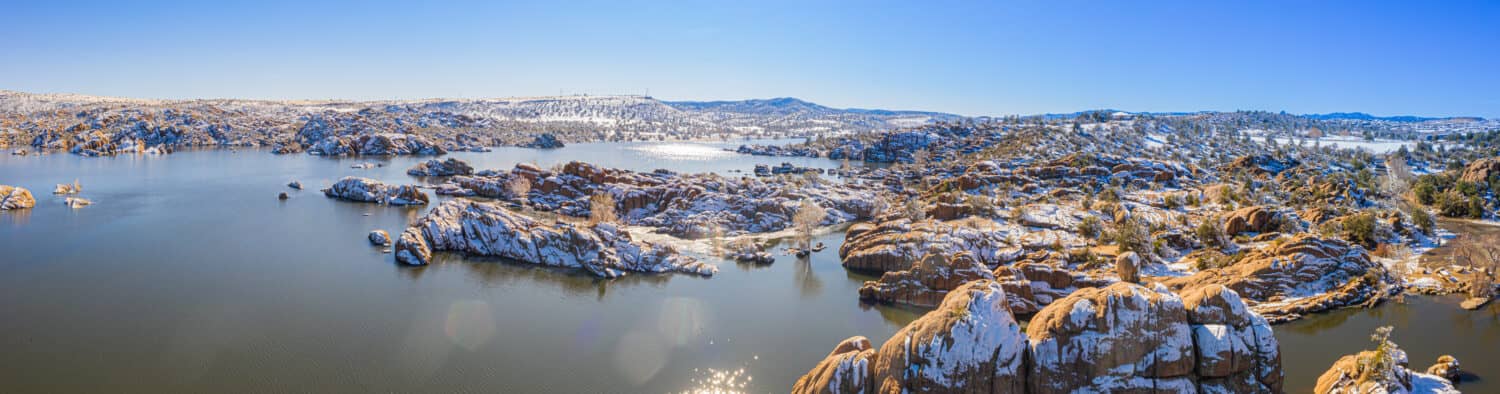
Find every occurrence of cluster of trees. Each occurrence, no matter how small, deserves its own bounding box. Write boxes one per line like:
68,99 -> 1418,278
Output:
1413,173 -> 1490,219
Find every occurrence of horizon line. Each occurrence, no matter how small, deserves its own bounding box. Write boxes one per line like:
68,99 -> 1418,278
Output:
0,88 -> 1485,121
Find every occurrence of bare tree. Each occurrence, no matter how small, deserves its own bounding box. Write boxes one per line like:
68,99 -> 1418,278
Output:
505,177 -> 531,199
792,199 -> 827,250
589,193 -> 617,225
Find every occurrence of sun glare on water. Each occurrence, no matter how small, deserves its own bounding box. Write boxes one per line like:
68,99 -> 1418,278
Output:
682,367 -> 752,394
628,143 -> 736,161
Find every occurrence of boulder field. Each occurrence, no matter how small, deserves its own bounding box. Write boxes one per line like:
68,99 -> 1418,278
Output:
436,161 -> 879,238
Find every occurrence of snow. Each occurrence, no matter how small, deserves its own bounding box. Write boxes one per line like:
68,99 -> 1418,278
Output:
1409,372 -> 1461,393
1273,136 -> 1421,154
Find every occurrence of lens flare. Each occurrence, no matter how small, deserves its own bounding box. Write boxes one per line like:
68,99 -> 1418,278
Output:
444,300 -> 495,351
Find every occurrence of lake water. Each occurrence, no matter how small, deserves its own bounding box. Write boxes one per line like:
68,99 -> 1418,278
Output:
1,140 -> 1492,392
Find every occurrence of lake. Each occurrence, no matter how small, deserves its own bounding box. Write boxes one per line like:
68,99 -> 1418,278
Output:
0,140 -> 1492,392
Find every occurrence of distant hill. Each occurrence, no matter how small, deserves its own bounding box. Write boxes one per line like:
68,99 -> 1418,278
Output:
0,90 -> 968,151
1301,112 -> 1469,122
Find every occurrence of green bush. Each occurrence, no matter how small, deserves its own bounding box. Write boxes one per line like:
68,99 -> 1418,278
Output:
1195,219 -> 1224,249
1409,206 -> 1435,236
1342,212 -> 1378,248
1077,216 -> 1103,239
1112,218 -> 1151,254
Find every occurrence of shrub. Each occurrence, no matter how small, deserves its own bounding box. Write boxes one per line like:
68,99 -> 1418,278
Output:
588,193 -> 617,224
1099,187 -> 1120,203
1196,219 -> 1225,249
1077,216 -> 1103,239
1409,206 -> 1435,236
1112,217 -> 1151,254
1342,211 -> 1378,248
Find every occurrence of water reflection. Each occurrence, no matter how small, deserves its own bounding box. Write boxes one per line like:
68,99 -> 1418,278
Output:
795,257 -> 823,298
397,253 -> 678,299
1278,295 -> 1500,392
2,209 -> 30,227
0,145 -> 915,393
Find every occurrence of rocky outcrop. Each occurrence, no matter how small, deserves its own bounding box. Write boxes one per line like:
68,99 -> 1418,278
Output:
438,161 -> 877,238
1224,154 -> 1299,176
395,200 -> 716,277
726,241 -> 774,264
1116,251 -> 1141,283
796,281 -> 1285,394
406,158 -> 473,176
840,218 -> 1070,272
1223,205 -> 1279,236
869,280 -> 1028,393
791,336 -> 875,394
369,230 -> 391,246
307,133 -> 446,156
857,251 -> 994,307
53,181 -> 81,194
1166,234 -> 1387,323
521,133 -> 565,149
394,227 -> 430,266
1026,282 -> 1198,392
0,185 -> 36,210
1180,285 -> 1283,392
1316,348 -> 1459,394
1425,355 -> 1461,383
287,181 -> 303,190
1459,157 -> 1500,186
322,177 -> 429,205
992,261 -> 1112,315
63,197 -> 91,208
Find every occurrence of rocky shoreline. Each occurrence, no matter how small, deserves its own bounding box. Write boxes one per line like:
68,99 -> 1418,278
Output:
393,199 -> 716,278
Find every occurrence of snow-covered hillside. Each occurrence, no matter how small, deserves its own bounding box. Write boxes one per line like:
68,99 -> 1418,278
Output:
0,90 -> 960,153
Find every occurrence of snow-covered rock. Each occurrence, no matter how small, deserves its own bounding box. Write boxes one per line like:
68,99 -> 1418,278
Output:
406,158 -> 474,176
368,230 -> 391,246
395,200 -> 715,277
437,161 -> 878,238
791,336 -> 874,394
1316,348 -> 1459,394
1166,234 -> 1388,323
797,280 -> 1285,393
520,133 -> 564,149
868,280 -> 1028,392
840,218 -> 1080,272
308,133 -> 445,156
1026,282 -> 1197,393
0,185 -> 36,210
1180,284 -> 1284,392
322,177 -> 429,205
63,197 -> 91,208
857,251 -> 994,307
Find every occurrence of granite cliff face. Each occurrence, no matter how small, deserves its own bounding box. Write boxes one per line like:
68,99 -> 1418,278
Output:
796,281 -> 1283,393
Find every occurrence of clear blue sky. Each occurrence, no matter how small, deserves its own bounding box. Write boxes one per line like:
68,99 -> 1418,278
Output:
3,1 -> 1497,117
